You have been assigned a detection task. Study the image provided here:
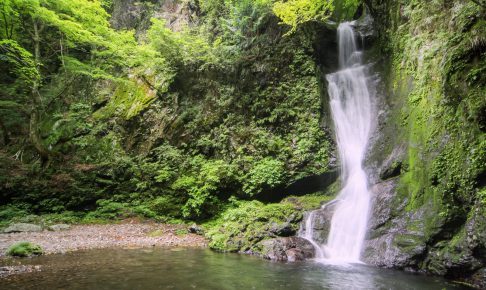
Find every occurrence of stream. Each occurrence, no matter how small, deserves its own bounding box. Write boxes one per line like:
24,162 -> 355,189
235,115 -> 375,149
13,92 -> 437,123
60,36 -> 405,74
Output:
1,248 -> 470,289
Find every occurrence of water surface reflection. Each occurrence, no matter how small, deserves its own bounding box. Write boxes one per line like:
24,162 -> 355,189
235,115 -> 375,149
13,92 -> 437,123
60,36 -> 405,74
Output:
0,248 -> 469,290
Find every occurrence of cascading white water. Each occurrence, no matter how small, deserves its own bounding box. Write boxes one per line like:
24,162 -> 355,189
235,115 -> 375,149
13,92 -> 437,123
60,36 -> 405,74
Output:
299,211 -> 325,259
299,22 -> 374,264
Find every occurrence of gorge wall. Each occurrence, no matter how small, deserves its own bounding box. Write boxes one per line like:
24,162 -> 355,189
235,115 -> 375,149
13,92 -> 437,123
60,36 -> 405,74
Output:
361,0 -> 485,287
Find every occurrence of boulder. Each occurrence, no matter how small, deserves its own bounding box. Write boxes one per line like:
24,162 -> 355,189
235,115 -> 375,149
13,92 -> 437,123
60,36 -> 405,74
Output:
258,237 -> 315,262
188,224 -> 204,235
301,204 -> 336,245
286,248 -> 305,262
3,223 -> 42,233
268,222 -> 294,237
48,224 -> 71,231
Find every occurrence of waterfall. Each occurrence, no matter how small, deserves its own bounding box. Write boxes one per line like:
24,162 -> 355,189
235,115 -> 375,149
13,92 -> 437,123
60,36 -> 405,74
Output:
299,22 -> 374,264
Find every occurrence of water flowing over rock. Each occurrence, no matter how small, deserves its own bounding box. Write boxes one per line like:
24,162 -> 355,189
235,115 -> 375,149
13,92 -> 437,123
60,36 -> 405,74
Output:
299,22 -> 375,264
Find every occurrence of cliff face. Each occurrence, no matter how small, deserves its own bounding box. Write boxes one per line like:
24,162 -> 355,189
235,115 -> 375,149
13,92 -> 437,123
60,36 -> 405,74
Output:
0,0 -> 336,221
362,0 -> 485,286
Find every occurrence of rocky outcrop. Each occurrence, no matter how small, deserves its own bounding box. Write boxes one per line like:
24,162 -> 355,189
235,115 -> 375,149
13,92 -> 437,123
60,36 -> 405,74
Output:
111,0 -> 199,35
3,223 -> 42,233
257,237 -> 315,262
360,1 -> 486,287
363,178 -> 429,269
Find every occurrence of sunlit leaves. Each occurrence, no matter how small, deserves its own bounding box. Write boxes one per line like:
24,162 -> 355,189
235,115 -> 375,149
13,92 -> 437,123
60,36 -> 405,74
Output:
273,0 -> 334,34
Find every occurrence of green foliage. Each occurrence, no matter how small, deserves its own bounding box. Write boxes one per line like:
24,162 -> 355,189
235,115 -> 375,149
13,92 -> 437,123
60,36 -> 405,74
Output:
243,158 -> 285,196
332,0 -> 361,21
0,204 -> 29,228
204,199 -> 302,252
147,196 -> 184,219
0,39 -> 39,88
6,241 -> 43,257
172,157 -> 237,219
148,18 -> 217,67
273,0 -> 334,33
83,199 -> 129,220
0,0 -> 334,223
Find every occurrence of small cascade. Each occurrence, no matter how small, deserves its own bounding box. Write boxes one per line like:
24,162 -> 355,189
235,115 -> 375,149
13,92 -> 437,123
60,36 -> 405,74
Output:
299,211 -> 325,259
299,22 -> 374,264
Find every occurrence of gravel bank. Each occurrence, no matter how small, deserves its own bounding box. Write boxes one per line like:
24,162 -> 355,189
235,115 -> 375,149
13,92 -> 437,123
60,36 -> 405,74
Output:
0,223 -> 207,258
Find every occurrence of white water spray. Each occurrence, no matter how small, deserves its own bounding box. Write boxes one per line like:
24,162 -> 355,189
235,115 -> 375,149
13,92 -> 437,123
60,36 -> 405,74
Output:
300,22 -> 374,264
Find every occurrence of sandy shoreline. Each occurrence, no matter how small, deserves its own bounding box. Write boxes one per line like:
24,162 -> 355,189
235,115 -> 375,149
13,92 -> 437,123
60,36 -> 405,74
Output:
0,223 -> 207,259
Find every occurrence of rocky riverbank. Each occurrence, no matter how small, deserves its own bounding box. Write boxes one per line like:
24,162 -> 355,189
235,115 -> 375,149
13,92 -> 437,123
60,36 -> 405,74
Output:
0,222 -> 207,258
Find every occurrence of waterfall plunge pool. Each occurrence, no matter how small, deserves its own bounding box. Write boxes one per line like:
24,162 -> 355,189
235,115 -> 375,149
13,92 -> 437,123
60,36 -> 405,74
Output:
0,248 -> 470,289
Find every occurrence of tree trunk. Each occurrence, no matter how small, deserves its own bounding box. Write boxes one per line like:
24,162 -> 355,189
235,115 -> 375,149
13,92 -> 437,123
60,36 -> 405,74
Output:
0,117 -> 9,145
30,19 -> 50,166
29,109 -> 50,165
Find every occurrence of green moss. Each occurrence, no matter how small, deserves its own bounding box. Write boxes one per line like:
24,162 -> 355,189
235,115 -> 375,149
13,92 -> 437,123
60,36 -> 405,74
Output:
94,80 -> 158,120
6,242 -> 43,257
204,199 -> 303,252
383,0 -> 485,218
370,0 -> 486,275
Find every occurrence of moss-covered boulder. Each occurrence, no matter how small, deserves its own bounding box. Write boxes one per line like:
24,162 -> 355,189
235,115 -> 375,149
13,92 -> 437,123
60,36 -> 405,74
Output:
204,193 -> 335,254
6,242 -> 43,257
205,200 -> 303,253
3,223 -> 42,233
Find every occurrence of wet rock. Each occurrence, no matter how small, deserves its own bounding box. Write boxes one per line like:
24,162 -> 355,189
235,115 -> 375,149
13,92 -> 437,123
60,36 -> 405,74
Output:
363,179 -> 428,268
285,248 -> 306,262
379,160 -> 402,180
3,223 -> 42,233
0,265 -> 41,278
188,224 -> 204,235
48,224 -> 71,231
303,204 -> 336,244
422,202 -> 486,279
258,237 -> 315,262
375,146 -> 406,182
367,179 -> 398,231
268,222 -> 294,237
353,11 -> 375,47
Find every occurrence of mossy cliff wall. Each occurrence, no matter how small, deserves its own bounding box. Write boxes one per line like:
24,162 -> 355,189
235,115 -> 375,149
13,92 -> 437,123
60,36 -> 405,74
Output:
363,0 -> 485,286
0,1 -> 337,222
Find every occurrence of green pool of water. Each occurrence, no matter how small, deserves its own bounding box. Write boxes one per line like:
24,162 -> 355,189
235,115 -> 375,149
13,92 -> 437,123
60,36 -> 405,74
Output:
0,248 -> 470,289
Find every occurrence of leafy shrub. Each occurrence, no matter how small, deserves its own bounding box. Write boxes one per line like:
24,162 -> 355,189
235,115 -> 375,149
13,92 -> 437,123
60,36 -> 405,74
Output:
0,205 -> 29,227
242,158 -> 285,196
6,242 -> 43,257
148,195 -> 184,219
172,157 -> 237,219
83,199 -> 131,221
